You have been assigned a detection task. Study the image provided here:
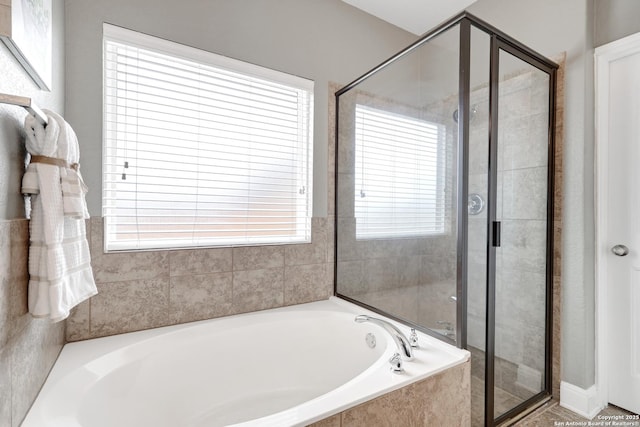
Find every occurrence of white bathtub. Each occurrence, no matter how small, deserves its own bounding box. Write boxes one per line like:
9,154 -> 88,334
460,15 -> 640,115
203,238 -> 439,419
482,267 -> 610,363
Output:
23,297 -> 469,427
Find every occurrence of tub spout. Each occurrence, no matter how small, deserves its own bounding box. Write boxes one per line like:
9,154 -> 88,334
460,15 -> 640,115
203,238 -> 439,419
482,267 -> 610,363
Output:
354,315 -> 414,361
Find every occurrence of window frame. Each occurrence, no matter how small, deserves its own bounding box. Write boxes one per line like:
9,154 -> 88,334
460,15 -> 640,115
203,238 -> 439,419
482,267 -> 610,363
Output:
102,24 -> 314,252
353,103 -> 448,240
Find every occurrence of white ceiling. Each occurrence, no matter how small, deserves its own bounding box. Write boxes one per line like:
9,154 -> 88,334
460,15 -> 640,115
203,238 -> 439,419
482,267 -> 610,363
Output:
341,0 -> 477,35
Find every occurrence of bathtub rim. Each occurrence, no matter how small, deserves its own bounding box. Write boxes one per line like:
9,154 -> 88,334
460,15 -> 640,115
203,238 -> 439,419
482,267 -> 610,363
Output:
23,297 -> 470,427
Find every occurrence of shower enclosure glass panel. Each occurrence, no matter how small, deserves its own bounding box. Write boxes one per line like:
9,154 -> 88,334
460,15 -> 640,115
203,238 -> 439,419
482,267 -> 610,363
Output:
336,25 -> 460,340
493,49 -> 551,418
467,26 -> 491,425
335,13 -> 557,427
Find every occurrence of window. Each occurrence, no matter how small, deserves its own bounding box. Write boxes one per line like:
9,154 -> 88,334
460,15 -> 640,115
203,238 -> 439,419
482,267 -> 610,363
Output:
354,105 -> 446,239
103,24 -> 314,251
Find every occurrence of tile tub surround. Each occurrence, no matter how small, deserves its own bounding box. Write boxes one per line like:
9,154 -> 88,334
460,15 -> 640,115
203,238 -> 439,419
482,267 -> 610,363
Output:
66,217 -> 334,341
308,359 -> 470,427
0,219 -> 66,427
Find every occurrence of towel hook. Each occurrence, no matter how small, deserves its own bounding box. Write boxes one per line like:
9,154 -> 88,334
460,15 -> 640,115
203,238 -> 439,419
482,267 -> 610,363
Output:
0,93 -> 48,126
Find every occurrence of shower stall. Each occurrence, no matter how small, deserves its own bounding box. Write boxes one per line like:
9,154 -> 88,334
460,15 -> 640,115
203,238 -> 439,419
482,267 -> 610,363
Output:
334,12 -> 557,427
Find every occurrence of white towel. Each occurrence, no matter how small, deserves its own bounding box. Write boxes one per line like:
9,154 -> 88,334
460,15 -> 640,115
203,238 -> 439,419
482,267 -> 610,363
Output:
61,168 -> 89,219
22,110 -> 97,322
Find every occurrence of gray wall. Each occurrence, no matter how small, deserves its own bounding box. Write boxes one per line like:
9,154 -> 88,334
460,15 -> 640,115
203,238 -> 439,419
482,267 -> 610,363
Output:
64,0 -> 417,218
595,0 -> 640,47
0,1 -> 66,425
0,3 -> 65,220
466,0 -> 640,392
62,0 -> 640,395
62,0 -> 419,340
467,0 -> 596,389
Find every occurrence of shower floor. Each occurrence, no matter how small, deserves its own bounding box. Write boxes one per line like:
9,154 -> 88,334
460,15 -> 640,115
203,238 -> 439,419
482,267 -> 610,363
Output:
471,376 -> 525,427
469,345 -> 543,426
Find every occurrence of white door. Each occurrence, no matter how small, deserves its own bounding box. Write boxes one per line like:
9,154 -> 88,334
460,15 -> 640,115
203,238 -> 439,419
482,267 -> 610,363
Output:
596,33 -> 640,415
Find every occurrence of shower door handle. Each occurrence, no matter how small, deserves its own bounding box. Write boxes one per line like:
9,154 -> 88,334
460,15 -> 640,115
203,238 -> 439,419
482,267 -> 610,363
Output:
492,221 -> 501,247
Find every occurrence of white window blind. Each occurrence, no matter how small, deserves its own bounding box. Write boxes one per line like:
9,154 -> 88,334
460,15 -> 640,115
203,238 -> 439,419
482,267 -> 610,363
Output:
103,24 -> 314,251
354,105 -> 446,239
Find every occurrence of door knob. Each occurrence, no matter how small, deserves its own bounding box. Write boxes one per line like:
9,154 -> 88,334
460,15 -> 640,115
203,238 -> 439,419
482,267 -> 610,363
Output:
611,244 -> 630,256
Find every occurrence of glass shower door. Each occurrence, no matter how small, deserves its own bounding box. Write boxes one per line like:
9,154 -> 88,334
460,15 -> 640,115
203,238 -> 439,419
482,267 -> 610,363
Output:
335,24 -> 462,343
491,45 -> 552,422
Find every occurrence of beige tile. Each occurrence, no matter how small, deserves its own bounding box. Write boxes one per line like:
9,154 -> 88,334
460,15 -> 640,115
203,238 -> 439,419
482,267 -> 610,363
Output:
394,239 -> 425,259
65,300 -> 90,342
232,268 -> 283,313
284,264 -> 328,305
550,57 -> 564,401
91,248 -> 169,284
341,361 -> 470,427
169,272 -> 232,324
90,277 -> 170,337
515,401 -> 638,427
336,218 -> 359,261
342,385 -> 427,426
9,220 -> 28,272
327,216 -> 335,263
10,319 -> 64,427
328,83 -> 338,218
357,287 -> 419,324
285,218 -> 327,266
0,346 -> 10,427
552,275 -> 562,399
501,114 -> 549,172
421,360 -> 471,426
417,282 -> 457,331
0,6 -> 10,38
0,221 -> 11,349
363,257 -> 397,292
232,245 -> 284,271
553,222 -> 562,277
336,95 -> 355,176
500,220 -> 547,274
327,167 -> 336,217
496,268 -> 545,331
308,413 -> 341,427
325,262 -> 335,296
90,218 -> 169,283
169,248 -> 232,277
398,256 -> 421,287
0,221 -> 29,349
502,167 -> 549,221
336,261 -> 364,296
471,376 -> 485,427
336,173 -> 355,218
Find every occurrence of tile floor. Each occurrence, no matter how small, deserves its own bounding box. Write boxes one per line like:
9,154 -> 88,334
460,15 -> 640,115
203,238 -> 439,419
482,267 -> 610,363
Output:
471,376 -> 536,427
513,401 -> 639,427
471,373 -> 639,427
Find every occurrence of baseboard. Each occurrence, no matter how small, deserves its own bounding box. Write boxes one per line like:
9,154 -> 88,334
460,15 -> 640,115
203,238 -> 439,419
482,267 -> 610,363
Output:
560,381 -> 604,419
516,364 -> 543,393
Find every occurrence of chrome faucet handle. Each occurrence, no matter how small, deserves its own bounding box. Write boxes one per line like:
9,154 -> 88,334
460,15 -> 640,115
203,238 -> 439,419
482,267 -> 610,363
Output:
354,315 -> 414,360
389,352 -> 404,373
409,328 -> 419,348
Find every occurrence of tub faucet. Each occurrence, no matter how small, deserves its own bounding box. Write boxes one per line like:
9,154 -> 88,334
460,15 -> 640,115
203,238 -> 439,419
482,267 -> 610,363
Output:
354,315 -> 414,361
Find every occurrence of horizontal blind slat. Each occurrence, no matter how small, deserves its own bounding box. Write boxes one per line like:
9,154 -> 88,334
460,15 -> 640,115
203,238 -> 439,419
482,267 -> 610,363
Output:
354,104 -> 447,239
103,28 -> 313,251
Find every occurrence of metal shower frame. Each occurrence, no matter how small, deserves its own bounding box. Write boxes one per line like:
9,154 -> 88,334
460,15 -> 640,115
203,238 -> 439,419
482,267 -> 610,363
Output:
334,11 -> 558,427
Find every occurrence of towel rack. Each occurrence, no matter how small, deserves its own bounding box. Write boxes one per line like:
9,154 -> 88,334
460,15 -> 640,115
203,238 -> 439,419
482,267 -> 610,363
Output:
0,93 -> 48,126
